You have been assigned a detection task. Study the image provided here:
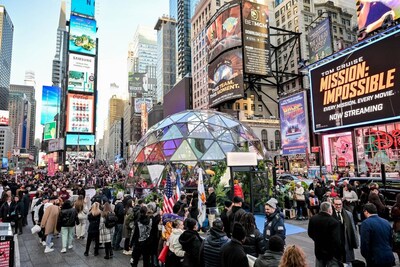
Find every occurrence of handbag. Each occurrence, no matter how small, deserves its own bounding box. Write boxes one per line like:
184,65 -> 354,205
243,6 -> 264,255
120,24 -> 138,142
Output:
31,225 -> 41,234
158,245 -> 169,263
78,211 -> 88,220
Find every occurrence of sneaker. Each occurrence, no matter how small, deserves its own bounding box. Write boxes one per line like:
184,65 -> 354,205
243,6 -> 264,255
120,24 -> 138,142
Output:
123,250 -> 131,255
44,247 -> 54,253
42,241 -> 46,246
60,248 -> 67,253
49,242 -> 54,248
68,245 -> 73,249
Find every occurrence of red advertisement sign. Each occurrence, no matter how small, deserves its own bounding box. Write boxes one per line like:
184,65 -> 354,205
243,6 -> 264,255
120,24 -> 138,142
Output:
0,241 -> 11,267
338,157 -> 346,167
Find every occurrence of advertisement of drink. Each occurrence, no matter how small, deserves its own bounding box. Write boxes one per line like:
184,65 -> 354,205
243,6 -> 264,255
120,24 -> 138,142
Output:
66,94 -> 94,133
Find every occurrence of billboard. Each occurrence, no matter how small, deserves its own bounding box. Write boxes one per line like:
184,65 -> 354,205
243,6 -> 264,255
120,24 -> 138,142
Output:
242,0 -> 272,76
68,53 -> 95,93
66,93 -> 94,133
69,15 -> 97,56
308,17 -> 333,64
279,91 -> 309,155
208,48 -> 244,107
1,158 -> 8,169
71,0 -> 96,18
66,134 -> 95,146
41,86 -> 61,125
0,110 -> 9,126
48,138 -> 64,152
357,0 -> 400,40
129,72 -> 148,93
206,1 -> 242,63
310,31 -> 400,132
43,121 -> 57,141
134,98 -> 153,113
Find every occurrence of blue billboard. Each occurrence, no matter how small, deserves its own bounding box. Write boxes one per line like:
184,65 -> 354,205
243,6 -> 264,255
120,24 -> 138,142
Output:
1,158 -> 8,169
71,0 -> 96,18
66,134 -> 95,146
41,86 -> 61,125
69,15 -> 97,56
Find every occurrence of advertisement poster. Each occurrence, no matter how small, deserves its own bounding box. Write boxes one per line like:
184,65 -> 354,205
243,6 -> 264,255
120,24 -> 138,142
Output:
129,72 -> 147,93
71,0 -> 96,18
208,48 -> 244,107
242,0 -> 272,76
322,132 -> 354,172
308,17 -> 333,64
41,86 -> 61,125
0,241 -> 10,267
279,91 -> 309,155
69,15 -> 97,56
356,0 -> 400,40
48,138 -> 64,152
68,53 -> 95,93
66,151 -> 94,163
134,98 -> 153,113
48,158 -> 55,177
43,121 -> 57,141
0,110 -> 9,126
310,31 -> 400,132
66,134 -> 95,146
66,94 -> 94,133
1,158 -> 8,169
206,1 -> 242,63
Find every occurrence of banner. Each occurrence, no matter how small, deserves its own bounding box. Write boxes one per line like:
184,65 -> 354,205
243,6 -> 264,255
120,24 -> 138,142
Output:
310,31 -> 400,132
66,134 -> 95,145
129,73 -> 147,93
48,138 -> 64,152
69,15 -> 97,56
279,92 -> 309,155
197,168 -> 207,227
41,86 -> 61,125
66,94 -> 94,133
68,53 -> 95,93
43,122 -> 57,141
0,110 -> 9,126
308,17 -> 333,64
48,158 -> 55,177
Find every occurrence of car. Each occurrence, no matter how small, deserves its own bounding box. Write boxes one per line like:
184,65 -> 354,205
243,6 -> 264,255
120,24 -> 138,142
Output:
277,174 -> 313,186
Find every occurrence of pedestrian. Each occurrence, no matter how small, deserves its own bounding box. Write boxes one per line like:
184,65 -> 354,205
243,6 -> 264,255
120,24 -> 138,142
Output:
220,222 -> 248,267
342,184 -> 358,214
239,212 -> 266,257
263,198 -> 286,248
84,202 -> 101,256
0,195 -> 16,224
165,219 -> 185,267
391,193 -> 400,262
360,203 -> 395,267
308,201 -> 342,266
147,202 -> 161,267
74,195 -> 88,239
59,200 -> 79,253
189,190 -> 199,222
294,182 -> 306,220
130,205 -> 152,267
228,196 -> 246,235
220,200 -> 232,238
122,198 -> 135,255
14,195 -> 24,235
200,218 -> 230,267
254,235 -> 284,267
307,190 -> 320,216
112,191 -> 125,250
278,245 -> 308,267
205,187 -> 217,227
179,217 -> 203,267
40,196 -> 60,253
100,202 -> 114,259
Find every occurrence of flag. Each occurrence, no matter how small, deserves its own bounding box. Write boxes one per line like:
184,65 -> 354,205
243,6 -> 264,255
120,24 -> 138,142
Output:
163,173 -> 175,214
197,168 -> 207,227
175,169 -> 182,200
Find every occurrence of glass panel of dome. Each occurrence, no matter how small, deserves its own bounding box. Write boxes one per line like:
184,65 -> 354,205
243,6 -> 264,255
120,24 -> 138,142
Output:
144,132 -> 159,146
207,115 -> 227,127
187,138 -> 204,158
218,130 -> 234,143
201,142 -> 225,160
218,141 -> 235,153
142,144 -> 157,161
132,142 -> 144,161
244,127 -> 258,140
135,149 -> 146,163
220,115 -> 239,128
148,144 -> 166,162
194,111 -> 211,121
155,117 -> 174,130
177,112 -> 199,123
161,125 -> 184,141
188,123 -> 214,139
204,123 -> 226,138
169,112 -> 188,123
148,121 -> 161,132
176,123 -> 189,137
170,140 -> 197,161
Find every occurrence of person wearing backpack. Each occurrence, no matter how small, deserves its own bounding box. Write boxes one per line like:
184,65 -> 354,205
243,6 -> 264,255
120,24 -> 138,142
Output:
100,202 -> 114,259
59,200 -> 79,253
130,205 -> 152,267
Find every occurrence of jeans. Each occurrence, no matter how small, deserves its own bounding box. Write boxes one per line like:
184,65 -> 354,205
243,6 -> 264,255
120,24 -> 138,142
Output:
46,233 -> 54,247
61,226 -> 74,249
112,224 -> 123,249
315,257 -> 342,267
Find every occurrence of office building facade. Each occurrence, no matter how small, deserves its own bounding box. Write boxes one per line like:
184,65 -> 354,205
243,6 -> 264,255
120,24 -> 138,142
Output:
0,6 -> 13,111
0,126 -> 13,160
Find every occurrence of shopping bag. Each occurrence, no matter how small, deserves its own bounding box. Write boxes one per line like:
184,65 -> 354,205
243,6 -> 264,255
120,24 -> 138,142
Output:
31,225 -> 41,234
158,245 -> 169,263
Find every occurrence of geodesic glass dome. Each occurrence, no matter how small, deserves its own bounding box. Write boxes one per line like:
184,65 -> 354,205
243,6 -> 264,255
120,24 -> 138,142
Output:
130,110 -> 267,164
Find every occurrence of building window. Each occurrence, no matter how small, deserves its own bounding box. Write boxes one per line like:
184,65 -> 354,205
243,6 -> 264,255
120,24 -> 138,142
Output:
304,6 -> 310,12
262,130 -> 268,150
258,105 -> 263,112
235,103 -> 240,109
275,130 -> 281,150
244,103 -> 248,110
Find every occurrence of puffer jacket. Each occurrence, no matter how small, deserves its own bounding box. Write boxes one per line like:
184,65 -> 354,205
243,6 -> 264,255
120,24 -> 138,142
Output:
200,227 -> 230,267
254,250 -> 283,267
179,229 -> 203,267
242,228 -> 266,257
167,228 -> 185,257
60,201 -> 79,227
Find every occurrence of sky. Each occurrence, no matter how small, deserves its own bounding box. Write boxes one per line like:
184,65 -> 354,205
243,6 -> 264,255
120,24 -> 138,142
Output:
1,0 -> 169,140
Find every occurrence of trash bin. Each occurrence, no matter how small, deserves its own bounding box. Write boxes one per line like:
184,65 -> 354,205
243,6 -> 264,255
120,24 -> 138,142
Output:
0,223 -> 14,266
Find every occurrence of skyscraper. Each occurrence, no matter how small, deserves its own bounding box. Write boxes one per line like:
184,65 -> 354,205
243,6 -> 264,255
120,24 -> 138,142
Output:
177,0 -> 192,78
8,92 -> 32,149
52,0 -> 67,87
0,6 -> 13,111
108,94 -> 125,130
155,16 -> 177,103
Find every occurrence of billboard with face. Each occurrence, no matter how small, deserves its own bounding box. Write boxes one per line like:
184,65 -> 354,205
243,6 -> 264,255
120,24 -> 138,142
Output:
66,93 -> 94,133
71,0 -> 96,18
310,31 -> 400,132
208,48 -> 244,107
68,53 -> 95,93
134,98 -> 153,113
129,72 -> 147,93
0,110 -> 9,126
308,17 -> 333,64
242,0 -> 271,75
69,15 -> 97,56
41,86 -> 61,125
206,1 -> 242,63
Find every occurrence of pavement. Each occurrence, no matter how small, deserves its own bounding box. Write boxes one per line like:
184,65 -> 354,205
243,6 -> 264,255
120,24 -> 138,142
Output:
15,218 -> 400,267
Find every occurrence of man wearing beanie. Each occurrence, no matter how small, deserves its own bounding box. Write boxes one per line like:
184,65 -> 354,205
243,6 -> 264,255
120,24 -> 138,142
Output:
112,192 -> 124,250
263,198 -> 286,248
221,222 -> 249,267
254,235 -> 284,267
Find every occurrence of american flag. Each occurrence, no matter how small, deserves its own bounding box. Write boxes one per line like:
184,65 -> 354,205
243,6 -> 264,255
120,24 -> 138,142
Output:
163,173 -> 175,214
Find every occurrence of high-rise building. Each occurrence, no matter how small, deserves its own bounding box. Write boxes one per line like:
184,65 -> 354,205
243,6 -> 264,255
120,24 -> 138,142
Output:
108,94 -> 125,130
170,0 -> 178,20
52,0 -> 67,87
8,92 -> 32,149
0,6 -> 14,111
122,100 -> 131,160
0,126 -> 13,160
155,16 -> 177,103
177,0 -> 192,78
109,119 -> 122,161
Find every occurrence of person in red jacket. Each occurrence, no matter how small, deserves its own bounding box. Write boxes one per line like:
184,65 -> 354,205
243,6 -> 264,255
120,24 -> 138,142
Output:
234,180 -> 244,199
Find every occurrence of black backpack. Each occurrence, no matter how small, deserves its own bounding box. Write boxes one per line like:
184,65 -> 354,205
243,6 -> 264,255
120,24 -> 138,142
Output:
105,212 -> 118,228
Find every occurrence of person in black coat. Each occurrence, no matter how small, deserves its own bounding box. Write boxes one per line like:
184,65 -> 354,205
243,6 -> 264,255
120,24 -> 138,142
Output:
228,196 -> 246,235
131,206 -> 152,267
21,190 -> 30,226
59,200 -> 79,253
189,191 -> 199,221
220,200 -> 232,238
205,187 -> 217,227
240,212 -> 266,257
14,195 -> 24,235
221,222 -> 249,267
179,218 -> 203,267
308,201 -> 342,266
84,202 -> 101,256
200,218 -> 230,267
112,192 -> 125,250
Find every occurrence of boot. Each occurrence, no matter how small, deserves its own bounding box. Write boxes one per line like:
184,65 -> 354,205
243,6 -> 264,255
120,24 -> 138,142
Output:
104,246 -> 110,259
110,247 -> 113,258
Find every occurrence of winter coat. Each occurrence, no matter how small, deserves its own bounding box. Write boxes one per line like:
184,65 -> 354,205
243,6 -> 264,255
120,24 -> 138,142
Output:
14,201 -> 24,219
0,201 -> 16,223
22,193 -> 30,216
167,228 -> 185,257
87,213 -> 101,234
263,210 -> 286,244
189,197 -> 199,220
228,206 -> 246,234
205,192 -> 216,209
332,209 -> 359,263
41,204 -> 60,235
114,201 -> 125,224
179,229 -> 203,267
220,208 -> 231,238
99,215 -> 113,243
60,202 -> 79,227
254,250 -> 283,267
132,214 -> 152,245
391,203 -> 400,253
242,228 -> 266,257
200,227 -> 230,267
149,214 -> 161,255
220,238 -> 249,267
122,207 -> 135,239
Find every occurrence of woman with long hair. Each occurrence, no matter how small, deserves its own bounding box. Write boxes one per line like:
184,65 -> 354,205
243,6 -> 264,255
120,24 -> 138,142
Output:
279,245 -> 308,267
100,202 -> 114,259
122,198 -> 135,255
131,205 -> 152,267
84,202 -> 101,256
239,212 -> 266,257
75,195 -> 88,239
391,193 -> 400,261
189,191 -> 199,221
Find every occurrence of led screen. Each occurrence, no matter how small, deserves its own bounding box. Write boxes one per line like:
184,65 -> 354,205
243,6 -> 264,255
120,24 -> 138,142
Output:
41,86 -> 61,125
68,53 -> 95,93
66,93 -> 94,133
69,15 -> 97,56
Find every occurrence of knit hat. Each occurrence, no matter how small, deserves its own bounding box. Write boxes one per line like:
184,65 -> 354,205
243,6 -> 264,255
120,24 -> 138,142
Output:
266,198 -> 278,209
268,235 -> 285,252
116,192 -> 124,200
233,196 -> 243,203
232,222 -> 246,241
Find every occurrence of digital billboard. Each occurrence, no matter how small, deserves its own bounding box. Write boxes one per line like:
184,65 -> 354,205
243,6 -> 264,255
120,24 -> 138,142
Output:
2,158 -> 8,169
357,0 -> 400,40
0,110 -> 9,126
48,138 -> 64,152
308,17 -> 333,64
206,1 -> 242,63
43,121 -> 57,141
69,15 -> 97,56
68,53 -> 95,93
134,98 -> 153,113
66,134 -> 95,145
242,0 -> 271,76
66,93 -> 94,133
129,72 -> 148,93
71,0 -> 96,18
41,86 -> 61,125
279,92 -> 309,155
310,31 -> 400,132
208,48 -> 244,107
